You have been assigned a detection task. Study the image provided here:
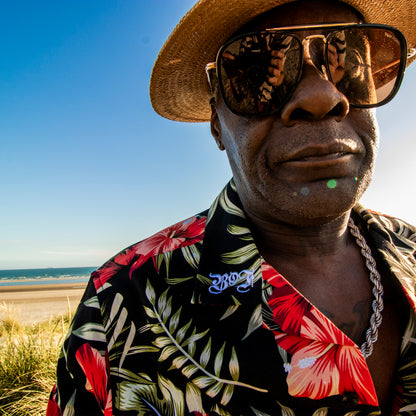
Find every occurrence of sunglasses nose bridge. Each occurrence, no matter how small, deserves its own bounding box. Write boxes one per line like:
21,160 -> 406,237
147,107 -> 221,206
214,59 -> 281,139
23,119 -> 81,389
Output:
300,34 -> 329,79
301,35 -> 326,61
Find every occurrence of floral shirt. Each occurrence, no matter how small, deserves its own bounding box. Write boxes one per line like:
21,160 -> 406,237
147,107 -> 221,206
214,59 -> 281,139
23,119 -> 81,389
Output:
47,180 -> 416,416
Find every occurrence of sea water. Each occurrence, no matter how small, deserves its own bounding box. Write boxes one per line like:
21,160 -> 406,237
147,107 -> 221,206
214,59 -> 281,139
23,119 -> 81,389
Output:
0,267 -> 97,286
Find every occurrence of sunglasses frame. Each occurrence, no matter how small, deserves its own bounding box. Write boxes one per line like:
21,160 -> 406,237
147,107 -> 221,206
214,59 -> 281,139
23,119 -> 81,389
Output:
206,23 -> 414,117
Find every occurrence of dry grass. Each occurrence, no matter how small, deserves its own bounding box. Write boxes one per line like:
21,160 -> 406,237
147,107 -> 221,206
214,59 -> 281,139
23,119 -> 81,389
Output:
0,303 -> 71,416
0,303 -> 23,337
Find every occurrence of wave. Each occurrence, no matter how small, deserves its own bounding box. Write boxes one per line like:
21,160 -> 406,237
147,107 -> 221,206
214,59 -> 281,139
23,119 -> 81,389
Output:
0,267 -> 97,284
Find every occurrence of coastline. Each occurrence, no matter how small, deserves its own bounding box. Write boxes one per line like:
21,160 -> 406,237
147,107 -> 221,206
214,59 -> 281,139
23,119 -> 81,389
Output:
0,281 -> 88,324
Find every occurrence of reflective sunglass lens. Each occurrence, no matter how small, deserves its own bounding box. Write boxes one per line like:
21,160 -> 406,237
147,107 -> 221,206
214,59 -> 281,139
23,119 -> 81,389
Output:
218,33 -> 302,116
327,27 -> 404,107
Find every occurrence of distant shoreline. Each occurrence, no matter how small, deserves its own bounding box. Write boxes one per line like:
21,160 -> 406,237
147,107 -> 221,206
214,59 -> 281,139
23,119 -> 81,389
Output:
0,266 -> 96,272
0,281 -> 88,293
0,266 -> 96,288
0,277 -> 90,287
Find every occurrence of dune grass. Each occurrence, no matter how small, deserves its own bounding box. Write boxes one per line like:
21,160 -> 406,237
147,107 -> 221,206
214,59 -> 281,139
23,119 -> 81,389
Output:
0,303 -> 71,416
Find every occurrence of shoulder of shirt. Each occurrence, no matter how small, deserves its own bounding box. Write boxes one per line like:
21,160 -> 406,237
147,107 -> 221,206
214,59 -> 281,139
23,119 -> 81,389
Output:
89,210 -> 209,292
354,204 -> 416,254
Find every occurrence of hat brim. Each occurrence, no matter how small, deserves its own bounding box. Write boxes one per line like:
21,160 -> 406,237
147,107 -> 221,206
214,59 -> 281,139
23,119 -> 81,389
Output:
150,0 -> 416,122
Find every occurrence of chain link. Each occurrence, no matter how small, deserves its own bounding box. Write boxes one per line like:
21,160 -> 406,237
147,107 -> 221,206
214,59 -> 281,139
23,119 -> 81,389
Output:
348,218 -> 384,359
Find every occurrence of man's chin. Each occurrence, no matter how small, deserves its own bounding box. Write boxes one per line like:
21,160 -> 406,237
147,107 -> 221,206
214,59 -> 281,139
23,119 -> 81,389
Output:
261,177 -> 371,226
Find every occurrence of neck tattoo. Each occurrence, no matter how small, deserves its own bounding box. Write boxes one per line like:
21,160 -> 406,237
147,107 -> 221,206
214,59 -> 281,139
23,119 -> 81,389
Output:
348,218 -> 384,359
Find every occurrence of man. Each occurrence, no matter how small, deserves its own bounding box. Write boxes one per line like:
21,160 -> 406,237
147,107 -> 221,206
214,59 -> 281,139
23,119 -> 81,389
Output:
47,0 -> 416,415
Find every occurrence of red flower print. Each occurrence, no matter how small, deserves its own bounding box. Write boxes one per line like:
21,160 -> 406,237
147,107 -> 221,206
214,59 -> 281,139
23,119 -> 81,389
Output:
76,343 -> 112,415
274,309 -> 378,406
46,384 -> 62,416
93,246 -> 138,290
263,262 -> 378,406
129,216 -> 206,277
93,216 -> 205,289
262,262 -> 312,335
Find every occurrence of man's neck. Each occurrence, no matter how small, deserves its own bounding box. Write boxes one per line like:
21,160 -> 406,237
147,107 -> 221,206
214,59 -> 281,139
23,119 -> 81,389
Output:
248,211 -> 352,261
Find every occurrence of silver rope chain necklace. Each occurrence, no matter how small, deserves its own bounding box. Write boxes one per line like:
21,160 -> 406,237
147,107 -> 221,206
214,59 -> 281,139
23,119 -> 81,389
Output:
348,218 -> 384,359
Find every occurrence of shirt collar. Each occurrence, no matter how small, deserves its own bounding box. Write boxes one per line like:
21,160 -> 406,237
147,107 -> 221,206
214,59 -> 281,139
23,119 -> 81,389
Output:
193,179 -> 263,305
353,204 -> 416,312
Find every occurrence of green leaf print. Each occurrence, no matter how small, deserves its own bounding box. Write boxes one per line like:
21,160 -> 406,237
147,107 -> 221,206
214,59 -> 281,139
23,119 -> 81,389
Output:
229,347 -> 239,381
276,401 -> 296,416
214,343 -> 226,377
222,244 -> 259,266
116,378 -> 183,416
242,304 -> 263,340
250,406 -> 272,416
182,244 -> 201,270
220,305 -> 239,321
111,368 -> 154,385
220,185 -> 245,219
200,337 -> 212,368
83,295 -> 100,309
72,322 -> 107,343
145,282 -> 156,304
105,293 -> 124,331
141,280 -> 268,397
113,279 -> 268,415
312,408 -> 328,416
220,384 -> 234,406
185,382 -> 205,414
158,374 -> 185,415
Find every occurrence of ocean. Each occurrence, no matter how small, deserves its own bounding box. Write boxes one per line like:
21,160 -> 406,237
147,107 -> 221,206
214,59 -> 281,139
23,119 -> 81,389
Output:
0,266 -> 97,286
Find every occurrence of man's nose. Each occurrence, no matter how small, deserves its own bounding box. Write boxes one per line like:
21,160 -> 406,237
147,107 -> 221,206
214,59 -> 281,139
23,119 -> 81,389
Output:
280,63 -> 349,126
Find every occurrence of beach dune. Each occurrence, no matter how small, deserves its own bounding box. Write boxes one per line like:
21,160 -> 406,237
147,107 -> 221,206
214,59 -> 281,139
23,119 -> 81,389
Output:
0,283 -> 87,324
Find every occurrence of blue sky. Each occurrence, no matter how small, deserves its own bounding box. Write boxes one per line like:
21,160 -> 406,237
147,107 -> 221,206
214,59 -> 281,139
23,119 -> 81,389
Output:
1,1 -> 415,269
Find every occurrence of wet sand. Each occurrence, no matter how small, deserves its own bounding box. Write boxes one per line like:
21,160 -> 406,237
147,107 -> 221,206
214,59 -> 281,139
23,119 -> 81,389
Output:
0,282 -> 87,324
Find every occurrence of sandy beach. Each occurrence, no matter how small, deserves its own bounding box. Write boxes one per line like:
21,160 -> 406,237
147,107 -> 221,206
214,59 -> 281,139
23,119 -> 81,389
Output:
0,282 -> 87,324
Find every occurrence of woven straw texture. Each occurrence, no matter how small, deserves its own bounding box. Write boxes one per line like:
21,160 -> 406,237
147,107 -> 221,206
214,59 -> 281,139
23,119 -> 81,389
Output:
150,0 -> 416,122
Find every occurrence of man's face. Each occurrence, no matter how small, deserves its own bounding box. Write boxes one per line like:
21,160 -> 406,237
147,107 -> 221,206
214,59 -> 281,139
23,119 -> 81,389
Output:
211,0 -> 379,226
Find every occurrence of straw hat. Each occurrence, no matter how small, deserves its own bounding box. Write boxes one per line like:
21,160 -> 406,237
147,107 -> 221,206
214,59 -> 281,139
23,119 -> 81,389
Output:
150,0 -> 416,122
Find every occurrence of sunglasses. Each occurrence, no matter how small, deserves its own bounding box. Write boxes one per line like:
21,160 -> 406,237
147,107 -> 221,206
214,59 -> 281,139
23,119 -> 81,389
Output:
206,23 -> 416,117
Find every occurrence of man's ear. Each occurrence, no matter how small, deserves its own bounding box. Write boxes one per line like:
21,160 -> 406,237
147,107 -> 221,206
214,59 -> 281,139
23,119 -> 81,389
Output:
210,102 -> 225,151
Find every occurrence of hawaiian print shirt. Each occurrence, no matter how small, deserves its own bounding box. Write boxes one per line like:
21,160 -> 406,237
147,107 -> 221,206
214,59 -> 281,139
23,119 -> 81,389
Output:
47,180 -> 416,416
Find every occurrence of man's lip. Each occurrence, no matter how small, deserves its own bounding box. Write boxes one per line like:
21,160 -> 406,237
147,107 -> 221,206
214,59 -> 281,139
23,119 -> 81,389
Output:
283,153 -> 355,170
292,152 -> 348,162
279,144 -> 358,164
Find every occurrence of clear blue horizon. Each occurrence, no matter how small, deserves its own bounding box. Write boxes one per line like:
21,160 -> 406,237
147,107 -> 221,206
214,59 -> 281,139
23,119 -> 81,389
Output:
2,1 -> 416,270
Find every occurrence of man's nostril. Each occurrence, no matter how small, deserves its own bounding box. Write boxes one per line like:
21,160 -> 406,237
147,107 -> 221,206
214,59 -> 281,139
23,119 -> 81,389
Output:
289,103 -> 344,121
290,108 -> 312,121
328,102 -> 345,117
